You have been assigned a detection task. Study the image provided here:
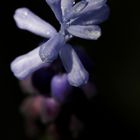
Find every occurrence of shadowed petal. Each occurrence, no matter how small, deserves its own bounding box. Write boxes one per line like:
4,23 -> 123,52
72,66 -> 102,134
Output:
69,0 -> 107,19
45,0 -> 63,23
71,4 -> 110,25
59,44 -> 89,87
51,74 -> 72,103
67,25 -> 101,40
14,8 -> 57,38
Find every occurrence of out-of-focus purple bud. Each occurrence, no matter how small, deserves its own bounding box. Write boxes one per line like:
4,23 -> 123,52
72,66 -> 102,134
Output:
31,67 -> 55,95
20,96 -> 44,119
51,74 -> 73,103
40,98 -> 60,123
67,25 -> 101,40
45,0 -> 63,23
71,4 -> 110,25
59,44 -> 89,87
10,47 -> 49,80
61,0 -> 75,20
14,8 -> 57,38
39,33 -> 65,63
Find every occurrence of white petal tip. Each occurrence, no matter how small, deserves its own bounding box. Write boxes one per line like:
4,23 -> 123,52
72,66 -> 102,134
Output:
10,57 -> 28,79
68,70 -> 89,87
14,8 -> 31,29
10,47 -> 45,80
14,7 -> 57,38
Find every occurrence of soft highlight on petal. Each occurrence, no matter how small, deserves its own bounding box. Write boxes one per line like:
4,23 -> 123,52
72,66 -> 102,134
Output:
10,47 -> 49,80
14,8 -> 57,38
59,44 -> 89,87
67,25 -> 101,40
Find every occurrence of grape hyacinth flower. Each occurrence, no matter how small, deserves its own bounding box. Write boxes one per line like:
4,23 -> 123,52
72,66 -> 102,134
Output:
51,74 -> 73,103
11,0 -> 109,87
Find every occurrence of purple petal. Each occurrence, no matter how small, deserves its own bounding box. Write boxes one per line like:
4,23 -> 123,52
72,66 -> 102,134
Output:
59,44 -> 89,87
61,0 -> 75,20
67,25 -> 101,40
14,8 -> 57,38
39,33 -> 64,63
51,74 -> 72,103
71,4 -> 110,25
45,0 -> 63,23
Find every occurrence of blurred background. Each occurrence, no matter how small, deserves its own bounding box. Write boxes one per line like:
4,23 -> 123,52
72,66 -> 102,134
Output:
0,0 -> 140,139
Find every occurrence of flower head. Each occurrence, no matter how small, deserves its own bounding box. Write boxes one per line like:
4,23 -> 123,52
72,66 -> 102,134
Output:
11,0 -> 109,87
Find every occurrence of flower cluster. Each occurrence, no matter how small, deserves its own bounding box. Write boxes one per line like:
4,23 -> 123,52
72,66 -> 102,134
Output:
10,0 -> 109,87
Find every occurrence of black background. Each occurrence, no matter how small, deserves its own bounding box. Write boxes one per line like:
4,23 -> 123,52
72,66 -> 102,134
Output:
0,0 -> 140,139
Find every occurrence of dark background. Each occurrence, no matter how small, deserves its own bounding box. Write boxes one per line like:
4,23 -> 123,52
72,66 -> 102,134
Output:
0,0 -> 140,139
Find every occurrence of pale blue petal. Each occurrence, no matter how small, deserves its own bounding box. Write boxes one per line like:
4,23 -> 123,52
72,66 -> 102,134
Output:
61,0 -> 75,21
39,33 -> 65,63
14,8 -> 57,38
10,47 -> 49,79
71,4 -> 110,25
67,25 -> 101,40
45,0 -> 63,23
59,44 -> 89,87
